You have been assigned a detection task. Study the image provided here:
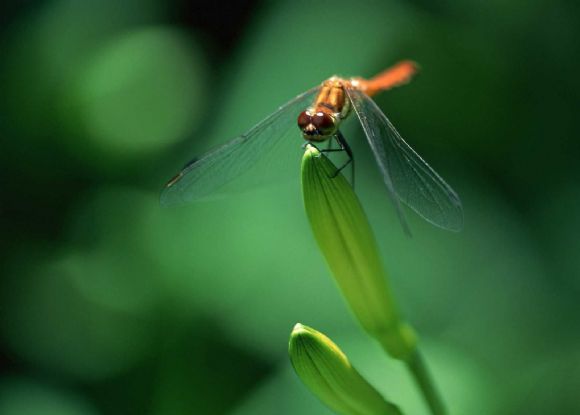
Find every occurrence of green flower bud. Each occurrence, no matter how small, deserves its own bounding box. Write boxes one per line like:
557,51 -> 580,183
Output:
301,145 -> 416,360
289,323 -> 402,415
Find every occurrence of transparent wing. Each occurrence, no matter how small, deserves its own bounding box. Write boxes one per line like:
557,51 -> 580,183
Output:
161,87 -> 320,206
346,88 -> 463,232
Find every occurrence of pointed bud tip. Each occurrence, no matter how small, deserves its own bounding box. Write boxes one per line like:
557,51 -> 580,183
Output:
291,323 -> 316,342
292,322 -> 306,333
288,324 -> 404,415
304,144 -> 320,158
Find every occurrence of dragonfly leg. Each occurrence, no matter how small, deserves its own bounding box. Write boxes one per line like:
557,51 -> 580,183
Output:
326,137 -> 334,151
303,142 -> 323,154
317,142 -> 343,154
329,131 -> 355,187
306,135 -> 354,186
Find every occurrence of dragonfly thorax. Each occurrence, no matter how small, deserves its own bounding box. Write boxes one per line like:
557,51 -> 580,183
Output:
297,109 -> 339,142
297,78 -> 352,141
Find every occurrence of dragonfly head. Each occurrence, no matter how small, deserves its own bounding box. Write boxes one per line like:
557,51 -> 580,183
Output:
297,110 -> 338,142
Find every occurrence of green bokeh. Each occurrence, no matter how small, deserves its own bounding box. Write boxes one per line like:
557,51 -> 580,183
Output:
0,378 -> 98,415
71,27 -> 206,160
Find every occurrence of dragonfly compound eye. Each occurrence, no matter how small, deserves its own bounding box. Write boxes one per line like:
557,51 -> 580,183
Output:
312,112 -> 337,136
297,111 -> 312,129
298,110 -> 319,138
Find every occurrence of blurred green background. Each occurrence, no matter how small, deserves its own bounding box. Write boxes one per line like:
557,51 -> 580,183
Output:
1,0 -> 579,414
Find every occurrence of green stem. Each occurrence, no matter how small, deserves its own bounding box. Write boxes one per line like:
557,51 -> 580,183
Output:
406,351 -> 446,415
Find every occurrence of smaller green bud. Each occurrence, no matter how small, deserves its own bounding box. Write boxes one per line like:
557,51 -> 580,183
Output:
289,323 -> 403,415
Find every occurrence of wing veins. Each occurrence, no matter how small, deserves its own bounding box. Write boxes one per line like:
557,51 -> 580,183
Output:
346,88 -> 463,231
161,86 -> 320,206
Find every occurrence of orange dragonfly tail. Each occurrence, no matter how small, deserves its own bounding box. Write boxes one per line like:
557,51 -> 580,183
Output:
358,60 -> 419,97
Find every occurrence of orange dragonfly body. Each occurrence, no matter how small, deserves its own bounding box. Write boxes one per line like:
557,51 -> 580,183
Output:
298,61 -> 417,142
162,61 -> 463,233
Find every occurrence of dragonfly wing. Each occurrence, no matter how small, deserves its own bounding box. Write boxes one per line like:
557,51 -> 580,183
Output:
346,88 -> 463,232
161,86 -> 320,206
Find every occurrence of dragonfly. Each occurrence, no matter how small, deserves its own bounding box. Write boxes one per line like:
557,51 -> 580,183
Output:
161,61 -> 463,233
